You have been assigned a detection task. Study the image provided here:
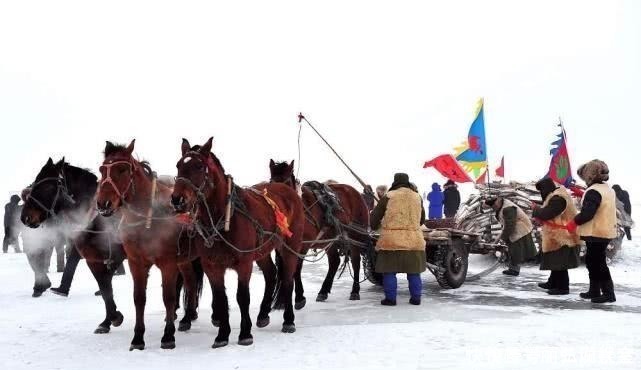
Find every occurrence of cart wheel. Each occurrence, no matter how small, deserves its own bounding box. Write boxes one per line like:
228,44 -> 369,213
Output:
362,240 -> 383,286
433,238 -> 468,289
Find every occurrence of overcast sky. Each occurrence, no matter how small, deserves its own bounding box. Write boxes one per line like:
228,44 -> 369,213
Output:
1,1 -> 639,209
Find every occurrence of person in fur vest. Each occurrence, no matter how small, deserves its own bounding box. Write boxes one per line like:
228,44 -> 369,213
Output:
371,173 -> 426,306
485,197 -> 538,276
532,178 -> 581,295
567,159 -> 617,303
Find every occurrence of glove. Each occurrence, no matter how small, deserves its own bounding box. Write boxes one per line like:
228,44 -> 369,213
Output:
566,220 -> 578,234
530,201 -> 539,210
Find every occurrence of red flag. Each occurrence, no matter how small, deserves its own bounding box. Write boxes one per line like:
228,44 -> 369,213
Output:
495,156 -> 504,177
476,170 -> 487,184
423,154 -> 473,183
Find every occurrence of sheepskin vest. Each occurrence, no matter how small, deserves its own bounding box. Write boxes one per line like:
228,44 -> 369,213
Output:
541,186 -> 581,253
578,183 -> 617,239
498,199 -> 533,243
376,187 -> 425,251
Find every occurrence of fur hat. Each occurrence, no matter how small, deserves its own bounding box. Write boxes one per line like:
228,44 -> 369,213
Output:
390,173 -> 412,191
577,159 -> 609,186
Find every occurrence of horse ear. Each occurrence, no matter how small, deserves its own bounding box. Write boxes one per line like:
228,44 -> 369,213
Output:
125,139 -> 136,155
181,138 -> 191,156
289,160 -> 295,170
200,137 -> 213,154
57,157 -> 66,171
46,157 -> 54,167
269,159 -> 275,168
105,141 -> 115,154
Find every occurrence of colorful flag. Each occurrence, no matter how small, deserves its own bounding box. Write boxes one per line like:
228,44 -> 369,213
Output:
423,154 -> 473,183
454,98 -> 488,178
495,156 -> 505,177
546,120 -> 573,187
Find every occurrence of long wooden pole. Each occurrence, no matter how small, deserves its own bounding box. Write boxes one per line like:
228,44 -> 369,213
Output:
298,113 -> 378,201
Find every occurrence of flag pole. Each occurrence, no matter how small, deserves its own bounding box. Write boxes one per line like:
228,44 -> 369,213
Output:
297,113 -> 379,201
483,97 -> 491,185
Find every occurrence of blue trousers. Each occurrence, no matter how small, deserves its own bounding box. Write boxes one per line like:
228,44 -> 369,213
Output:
382,273 -> 422,301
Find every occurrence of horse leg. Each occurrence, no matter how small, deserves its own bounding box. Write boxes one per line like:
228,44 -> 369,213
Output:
159,263 -> 179,349
177,261 -> 199,332
272,252 -> 285,310
317,247 -> 340,302
236,262 -> 253,345
203,261 -> 230,348
128,261 -> 150,351
88,261 -> 123,334
255,255 -> 276,328
349,244 -> 361,300
279,252 -> 297,333
294,257 -> 306,309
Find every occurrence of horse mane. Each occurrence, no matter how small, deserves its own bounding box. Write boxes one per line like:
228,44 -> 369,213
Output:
56,159 -> 98,184
104,143 -> 154,180
191,145 -> 226,174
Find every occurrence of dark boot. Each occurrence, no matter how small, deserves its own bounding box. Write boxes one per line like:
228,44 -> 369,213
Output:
502,269 -> 519,276
409,297 -> 421,305
591,280 -> 616,303
579,280 -> 601,299
538,272 -> 554,290
50,287 -> 69,297
548,271 -> 569,295
380,298 -> 396,306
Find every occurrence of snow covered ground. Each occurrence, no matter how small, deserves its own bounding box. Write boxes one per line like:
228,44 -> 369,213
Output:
1,237 -> 640,370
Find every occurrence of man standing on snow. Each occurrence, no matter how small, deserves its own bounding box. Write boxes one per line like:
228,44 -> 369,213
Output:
612,184 -> 632,240
532,178 -> 581,295
443,180 -> 461,218
485,197 -> 537,276
3,195 -> 22,253
426,183 -> 444,219
371,173 -> 426,306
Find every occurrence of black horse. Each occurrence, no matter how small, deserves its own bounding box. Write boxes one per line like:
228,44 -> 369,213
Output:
20,158 -> 129,333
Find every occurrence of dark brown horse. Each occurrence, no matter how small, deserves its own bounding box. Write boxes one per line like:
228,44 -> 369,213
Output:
171,138 -> 305,348
269,160 -> 370,305
21,158 -> 127,333
95,140 -> 202,350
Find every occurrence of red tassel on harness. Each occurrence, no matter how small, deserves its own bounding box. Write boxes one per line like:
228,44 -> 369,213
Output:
260,189 -> 293,238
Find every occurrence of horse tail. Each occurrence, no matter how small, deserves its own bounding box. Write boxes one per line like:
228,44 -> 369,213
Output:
187,258 -> 205,309
271,251 -> 284,308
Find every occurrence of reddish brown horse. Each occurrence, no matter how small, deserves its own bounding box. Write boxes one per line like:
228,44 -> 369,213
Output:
95,140 -> 202,351
171,138 -> 305,348
269,160 -> 370,305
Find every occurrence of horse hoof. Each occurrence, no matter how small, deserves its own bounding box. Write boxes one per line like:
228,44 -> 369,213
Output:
316,293 -> 328,302
129,343 -> 145,351
281,324 -> 296,333
178,321 -> 191,332
94,325 -> 110,334
294,298 -> 307,310
238,337 -> 254,346
256,317 -> 270,328
211,319 -> 221,328
349,293 -> 360,301
272,302 -> 285,310
111,312 -> 124,327
161,341 -> 176,350
212,340 -> 228,349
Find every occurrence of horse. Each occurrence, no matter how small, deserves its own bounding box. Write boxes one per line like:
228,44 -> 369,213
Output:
269,160 -> 370,305
95,140 -> 203,350
171,138 -> 305,348
20,157 -> 127,333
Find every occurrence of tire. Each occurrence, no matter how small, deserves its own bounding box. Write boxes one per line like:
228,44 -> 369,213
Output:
432,238 -> 468,289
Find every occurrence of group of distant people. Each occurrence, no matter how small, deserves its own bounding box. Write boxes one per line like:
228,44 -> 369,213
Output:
364,159 -> 632,306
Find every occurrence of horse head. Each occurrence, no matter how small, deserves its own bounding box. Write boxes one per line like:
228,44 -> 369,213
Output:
172,137 -> 226,216
269,159 -> 296,188
96,139 -> 139,217
21,157 -> 71,228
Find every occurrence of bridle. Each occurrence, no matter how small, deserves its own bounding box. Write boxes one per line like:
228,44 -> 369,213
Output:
98,159 -> 137,203
175,151 -> 216,199
27,171 -> 75,218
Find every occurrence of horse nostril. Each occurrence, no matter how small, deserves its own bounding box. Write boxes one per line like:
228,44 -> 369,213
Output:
171,195 -> 184,207
23,215 -> 31,224
105,200 -> 111,209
